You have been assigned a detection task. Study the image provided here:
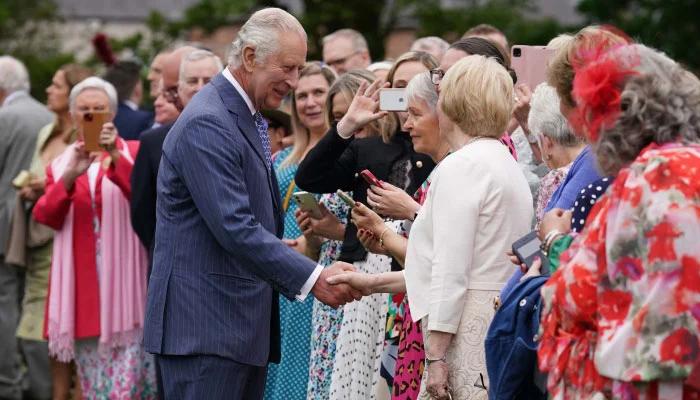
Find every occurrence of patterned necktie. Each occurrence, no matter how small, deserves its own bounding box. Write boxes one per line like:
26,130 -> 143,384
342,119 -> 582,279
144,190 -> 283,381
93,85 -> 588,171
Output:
253,112 -> 272,169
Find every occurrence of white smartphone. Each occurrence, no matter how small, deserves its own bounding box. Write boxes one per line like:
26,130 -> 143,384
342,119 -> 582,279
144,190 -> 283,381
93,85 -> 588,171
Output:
293,191 -> 323,219
379,88 -> 408,111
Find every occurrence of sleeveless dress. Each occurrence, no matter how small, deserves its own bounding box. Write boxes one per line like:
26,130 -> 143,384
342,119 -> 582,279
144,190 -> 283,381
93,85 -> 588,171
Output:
264,147 -> 316,400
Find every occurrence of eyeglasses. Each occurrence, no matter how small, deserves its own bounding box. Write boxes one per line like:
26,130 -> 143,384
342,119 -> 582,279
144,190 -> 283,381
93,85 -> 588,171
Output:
325,51 -> 361,68
162,86 -> 179,104
430,68 -> 445,85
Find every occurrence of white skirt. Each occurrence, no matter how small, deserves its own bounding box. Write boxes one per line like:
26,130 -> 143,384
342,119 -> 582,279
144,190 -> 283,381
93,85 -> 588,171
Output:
419,289 -> 500,400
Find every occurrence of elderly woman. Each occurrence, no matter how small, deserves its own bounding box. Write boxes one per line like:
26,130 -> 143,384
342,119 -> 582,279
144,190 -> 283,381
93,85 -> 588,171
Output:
330,56 -> 533,399
33,77 -> 155,398
264,61 -> 336,400
535,43 -> 700,400
348,71 -> 449,400
528,83 -> 586,224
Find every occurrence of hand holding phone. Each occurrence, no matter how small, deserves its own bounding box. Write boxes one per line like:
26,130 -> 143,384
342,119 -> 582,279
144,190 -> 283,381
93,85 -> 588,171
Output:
336,189 -> 356,208
82,112 -> 110,152
511,230 -> 549,272
360,169 -> 383,188
293,192 -> 323,219
379,88 -> 408,112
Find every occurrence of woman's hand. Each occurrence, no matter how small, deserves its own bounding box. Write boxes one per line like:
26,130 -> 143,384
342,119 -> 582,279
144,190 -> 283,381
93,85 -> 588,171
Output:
18,177 -> 46,202
426,361 -> 451,400
351,202 -> 386,234
513,83 -> 532,133
325,270 -> 377,296
63,142 -> 97,189
296,204 -> 345,241
336,79 -> 389,137
539,208 -> 572,240
366,182 -> 420,220
100,122 -> 120,161
358,228 -> 387,255
520,256 -> 543,281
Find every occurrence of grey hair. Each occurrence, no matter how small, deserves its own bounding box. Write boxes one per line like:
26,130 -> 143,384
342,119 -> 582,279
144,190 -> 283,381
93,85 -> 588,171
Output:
528,83 -> 582,148
227,8 -> 307,68
179,49 -> 224,83
322,29 -> 368,51
0,56 -> 30,94
406,71 -> 438,110
69,77 -> 118,114
367,61 -> 393,73
410,36 -> 449,58
593,44 -> 700,176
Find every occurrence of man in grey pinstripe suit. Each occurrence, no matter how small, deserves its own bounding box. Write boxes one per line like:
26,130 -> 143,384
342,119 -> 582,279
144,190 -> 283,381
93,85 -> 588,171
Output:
143,8 -> 360,399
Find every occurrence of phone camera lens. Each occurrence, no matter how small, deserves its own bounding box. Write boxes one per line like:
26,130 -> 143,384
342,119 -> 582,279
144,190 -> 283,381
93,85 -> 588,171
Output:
513,48 -> 522,57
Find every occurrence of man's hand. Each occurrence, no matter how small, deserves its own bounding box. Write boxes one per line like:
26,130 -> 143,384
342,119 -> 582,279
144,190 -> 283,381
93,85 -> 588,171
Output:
311,262 -> 363,308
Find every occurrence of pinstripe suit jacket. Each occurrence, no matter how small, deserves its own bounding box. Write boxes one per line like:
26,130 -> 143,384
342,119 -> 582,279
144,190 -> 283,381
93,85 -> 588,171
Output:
143,73 -> 317,366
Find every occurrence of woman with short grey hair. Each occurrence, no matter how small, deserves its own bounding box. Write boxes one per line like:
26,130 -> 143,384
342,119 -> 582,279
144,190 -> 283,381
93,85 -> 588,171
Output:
314,71 -> 449,399
527,83 -> 586,224
34,76 -> 155,398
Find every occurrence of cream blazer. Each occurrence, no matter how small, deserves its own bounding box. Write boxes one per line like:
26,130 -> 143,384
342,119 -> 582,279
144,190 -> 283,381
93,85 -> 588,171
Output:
405,138 -> 533,333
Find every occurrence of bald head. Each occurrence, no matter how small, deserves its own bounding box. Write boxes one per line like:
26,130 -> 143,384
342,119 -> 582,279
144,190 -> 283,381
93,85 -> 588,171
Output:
161,46 -> 197,111
163,46 -> 198,88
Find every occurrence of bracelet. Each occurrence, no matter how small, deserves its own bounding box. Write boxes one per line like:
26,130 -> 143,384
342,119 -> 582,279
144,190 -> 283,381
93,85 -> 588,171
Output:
378,227 -> 390,249
425,355 -> 447,366
541,229 -> 563,256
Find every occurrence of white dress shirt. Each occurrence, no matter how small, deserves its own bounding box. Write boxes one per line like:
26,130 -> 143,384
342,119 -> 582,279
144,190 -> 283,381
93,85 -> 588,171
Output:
404,138 -> 533,333
222,67 -> 323,301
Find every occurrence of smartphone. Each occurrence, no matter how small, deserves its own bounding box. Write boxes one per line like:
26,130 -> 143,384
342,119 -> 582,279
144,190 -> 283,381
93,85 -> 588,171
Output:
511,45 -> 555,89
379,88 -> 408,112
336,189 -> 356,208
293,191 -> 323,219
82,111 -> 110,152
511,230 -> 549,272
360,169 -> 383,188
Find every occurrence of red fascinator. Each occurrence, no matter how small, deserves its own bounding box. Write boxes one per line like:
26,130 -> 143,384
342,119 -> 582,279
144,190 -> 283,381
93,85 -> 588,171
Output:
570,26 -> 637,141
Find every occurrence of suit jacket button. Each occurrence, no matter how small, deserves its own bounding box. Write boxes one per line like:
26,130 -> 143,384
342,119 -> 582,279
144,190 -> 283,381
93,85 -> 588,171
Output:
416,161 -> 423,168
354,173 -> 359,178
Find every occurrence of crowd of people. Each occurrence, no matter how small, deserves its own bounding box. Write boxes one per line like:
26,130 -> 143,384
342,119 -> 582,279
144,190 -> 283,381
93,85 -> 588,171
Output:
0,6 -> 699,400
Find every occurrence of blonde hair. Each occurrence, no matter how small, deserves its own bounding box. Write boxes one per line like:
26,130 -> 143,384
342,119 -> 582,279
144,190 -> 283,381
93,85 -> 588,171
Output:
440,55 -> 513,138
282,62 -> 337,168
547,26 -> 629,109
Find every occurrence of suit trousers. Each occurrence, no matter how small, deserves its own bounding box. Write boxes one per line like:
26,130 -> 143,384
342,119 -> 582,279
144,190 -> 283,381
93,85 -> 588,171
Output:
157,354 -> 267,400
0,261 -> 22,400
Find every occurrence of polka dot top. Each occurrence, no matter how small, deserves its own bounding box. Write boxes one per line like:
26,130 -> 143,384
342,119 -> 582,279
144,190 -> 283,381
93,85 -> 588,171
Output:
570,176 -> 613,232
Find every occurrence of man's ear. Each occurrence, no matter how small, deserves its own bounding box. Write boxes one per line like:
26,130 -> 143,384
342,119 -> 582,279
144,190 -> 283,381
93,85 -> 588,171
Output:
242,45 -> 257,72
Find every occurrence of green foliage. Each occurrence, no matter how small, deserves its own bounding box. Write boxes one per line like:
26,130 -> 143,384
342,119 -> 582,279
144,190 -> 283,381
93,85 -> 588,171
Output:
0,0 -> 76,102
412,0 -> 571,47
577,0 -> 700,70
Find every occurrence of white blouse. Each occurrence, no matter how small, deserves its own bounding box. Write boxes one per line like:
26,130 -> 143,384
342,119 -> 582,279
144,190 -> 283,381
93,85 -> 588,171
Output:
404,138 -> 533,334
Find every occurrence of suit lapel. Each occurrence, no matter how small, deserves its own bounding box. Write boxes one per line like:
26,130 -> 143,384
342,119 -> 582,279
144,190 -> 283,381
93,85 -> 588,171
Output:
211,73 -> 268,168
211,73 -> 281,212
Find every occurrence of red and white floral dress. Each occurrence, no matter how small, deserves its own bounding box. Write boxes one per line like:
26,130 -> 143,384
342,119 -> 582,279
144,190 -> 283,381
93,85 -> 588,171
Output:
538,142 -> 700,400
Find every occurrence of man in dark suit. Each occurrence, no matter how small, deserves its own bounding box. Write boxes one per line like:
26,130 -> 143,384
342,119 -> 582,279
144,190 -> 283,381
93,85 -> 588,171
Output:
130,46 -> 198,267
103,60 -> 153,140
143,8 -> 359,399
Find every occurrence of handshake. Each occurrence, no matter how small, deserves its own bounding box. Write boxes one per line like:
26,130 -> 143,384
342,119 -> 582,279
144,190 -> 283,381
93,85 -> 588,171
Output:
310,261 -> 370,308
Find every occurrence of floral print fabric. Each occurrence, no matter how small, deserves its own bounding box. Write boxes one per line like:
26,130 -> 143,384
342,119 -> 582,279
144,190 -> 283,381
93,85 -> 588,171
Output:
538,143 -> 700,399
